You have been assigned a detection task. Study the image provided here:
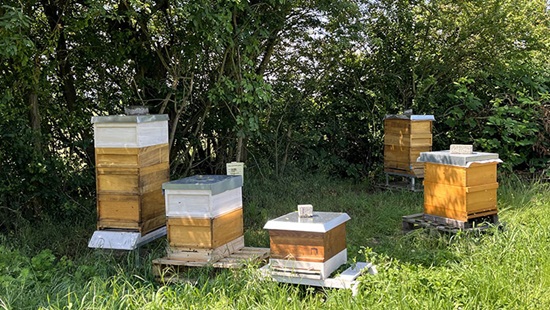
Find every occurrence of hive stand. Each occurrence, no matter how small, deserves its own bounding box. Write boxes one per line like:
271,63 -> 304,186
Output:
259,262 -> 377,296
152,242 -> 270,284
384,172 -> 422,192
88,226 -> 167,251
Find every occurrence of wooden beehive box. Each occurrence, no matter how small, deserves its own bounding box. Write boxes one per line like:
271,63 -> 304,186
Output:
162,175 -> 244,256
92,114 -> 169,235
418,150 -> 501,222
263,211 -> 350,279
167,207 -> 243,249
384,114 -> 435,177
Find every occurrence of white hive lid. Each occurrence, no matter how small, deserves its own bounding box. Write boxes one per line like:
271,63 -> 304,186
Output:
263,211 -> 351,233
384,114 -> 435,121
162,175 -> 243,195
417,150 -> 501,167
91,114 -> 169,124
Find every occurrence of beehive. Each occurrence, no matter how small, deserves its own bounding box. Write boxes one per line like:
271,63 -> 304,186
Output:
418,150 -> 501,222
384,114 -> 435,177
263,211 -> 350,279
162,175 -> 244,256
92,114 -> 169,235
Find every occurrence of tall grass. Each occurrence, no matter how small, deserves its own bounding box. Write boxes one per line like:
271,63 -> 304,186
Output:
0,173 -> 548,309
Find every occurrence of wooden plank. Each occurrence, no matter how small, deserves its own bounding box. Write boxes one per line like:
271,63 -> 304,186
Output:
141,190 -> 165,219
212,208 -> 244,248
167,236 -> 245,262
212,247 -> 269,268
424,182 -> 498,207
423,182 -> 498,221
268,223 -> 346,263
97,215 -> 166,235
423,212 -> 498,228
97,194 -> 140,221
385,119 -> 433,135
96,167 -> 138,175
384,144 -> 430,177
95,147 -> 140,155
168,221 -> 212,248
423,205 -> 498,222
384,145 -> 430,161
97,173 -> 139,194
97,219 -> 139,231
269,244 -> 326,262
383,161 -> 411,170
403,213 -> 500,232
323,223 -> 347,261
268,249 -> 347,280
424,162 -> 497,187
167,217 -> 211,227
269,230 -> 325,245
384,133 -> 433,147
96,163 -> 168,196
139,162 -> 170,188
95,144 -> 169,168
95,154 -> 139,168
167,208 -> 244,249
140,214 -> 167,235
152,245 -> 268,279
410,121 -> 433,133
138,144 -> 170,167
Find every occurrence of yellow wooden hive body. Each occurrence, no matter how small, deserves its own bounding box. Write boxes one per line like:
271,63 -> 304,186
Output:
268,223 -> 347,263
423,162 -> 499,222
95,144 -> 169,235
384,119 -> 433,177
167,207 -> 243,249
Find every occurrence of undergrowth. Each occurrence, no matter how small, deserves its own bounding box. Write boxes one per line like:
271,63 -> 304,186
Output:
0,173 -> 548,309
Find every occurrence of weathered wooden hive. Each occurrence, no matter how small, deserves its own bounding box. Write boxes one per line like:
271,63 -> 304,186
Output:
92,114 -> 169,235
162,175 -> 244,261
417,149 -> 501,222
384,114 -> 435,178
263,210 -> 350,279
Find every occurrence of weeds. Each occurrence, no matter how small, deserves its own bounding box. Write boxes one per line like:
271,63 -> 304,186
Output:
0,174 -> 548,309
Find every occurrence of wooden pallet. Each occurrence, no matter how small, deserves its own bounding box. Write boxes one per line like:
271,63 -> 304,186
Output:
153,247 -> 270,283
259,262 -> 377,296
402,213 -> 502,233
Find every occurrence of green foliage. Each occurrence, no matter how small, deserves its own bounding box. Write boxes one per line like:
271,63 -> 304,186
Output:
440,71 -> 550,171
1,0 -> 550,225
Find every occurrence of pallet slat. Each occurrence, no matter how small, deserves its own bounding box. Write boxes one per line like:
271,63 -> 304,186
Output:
402,213 -> 501,232
152,247 -> 270,282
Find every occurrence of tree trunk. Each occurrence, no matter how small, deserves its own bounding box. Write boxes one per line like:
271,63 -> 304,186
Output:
28,91 -> 42,153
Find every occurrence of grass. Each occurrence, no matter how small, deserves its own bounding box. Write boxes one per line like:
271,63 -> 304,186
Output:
0,172 -> 549,309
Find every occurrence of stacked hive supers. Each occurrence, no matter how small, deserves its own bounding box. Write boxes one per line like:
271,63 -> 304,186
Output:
162,175 -> 244,262
384,115 -> 435,178
418,151 -> 501,222
92,114 -> 169,235
263,211 -> 350,279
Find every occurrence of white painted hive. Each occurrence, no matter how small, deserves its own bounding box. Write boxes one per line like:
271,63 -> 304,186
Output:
92,114 -> 169,148
264,211 -> 351,279
162,175 -> 243,218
